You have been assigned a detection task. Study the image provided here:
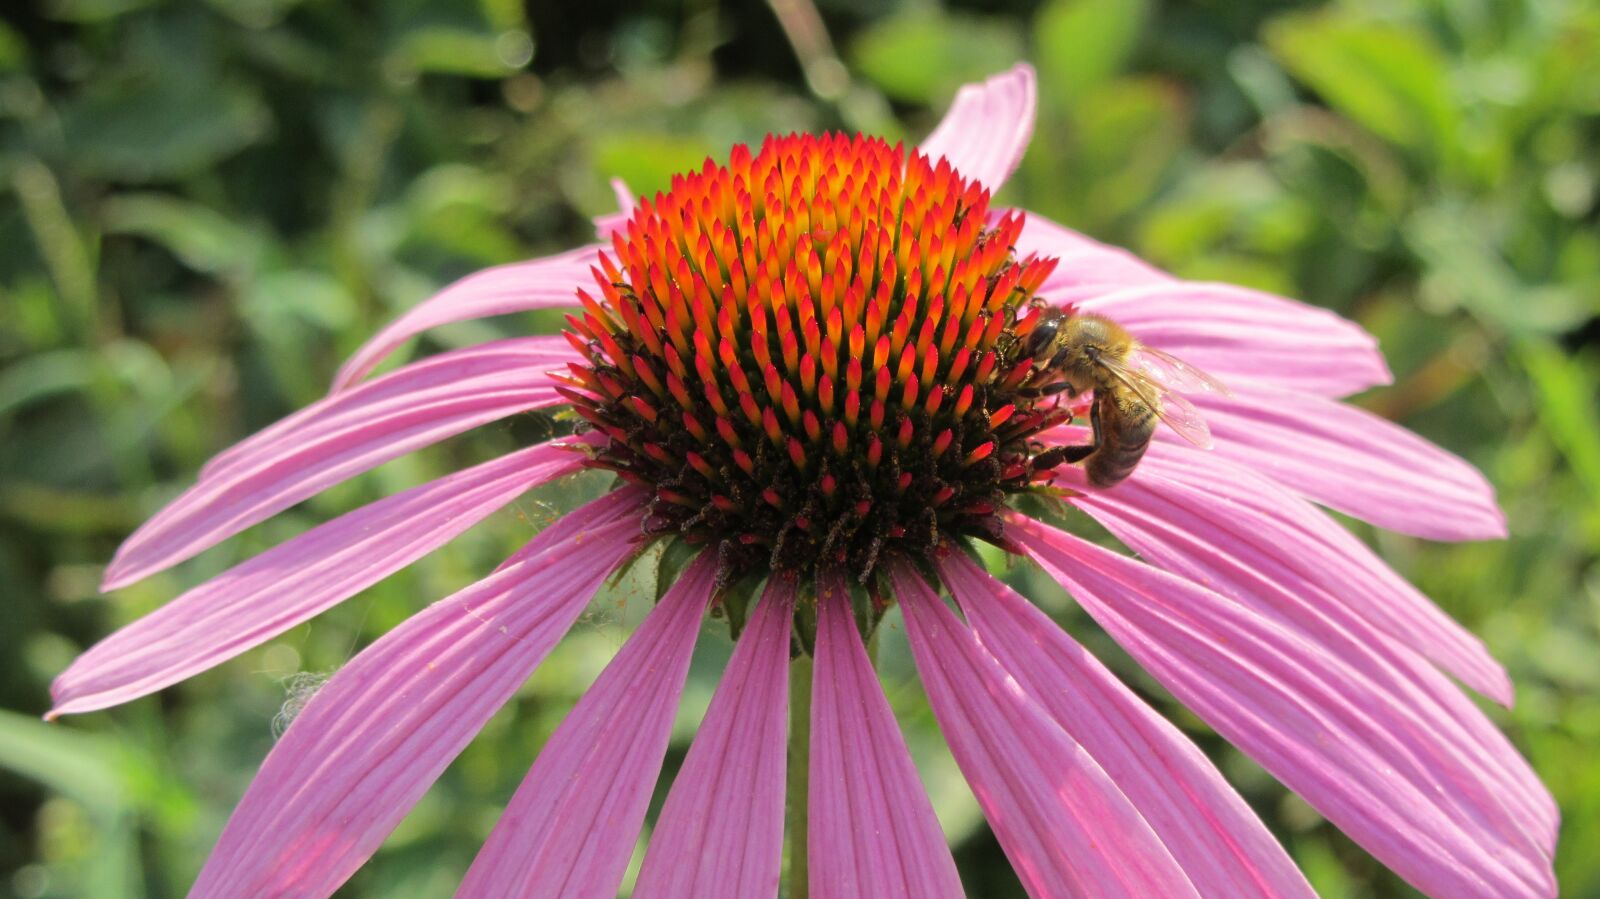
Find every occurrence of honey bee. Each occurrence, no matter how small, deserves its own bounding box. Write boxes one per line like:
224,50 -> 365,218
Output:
1023,309 -> 1227,487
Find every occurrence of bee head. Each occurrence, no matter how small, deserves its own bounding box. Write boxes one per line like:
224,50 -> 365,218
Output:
1053,314 -> 1126,390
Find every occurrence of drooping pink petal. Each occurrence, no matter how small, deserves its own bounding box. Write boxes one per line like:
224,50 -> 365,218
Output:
1011,211 -> 1172,294
1069,457 -> 1556,858
331,244 -> 599,392
456,553 -> 718,899
201,335 -> 576,482
188,490 -> 645,899
1010,212 -> 1389,397
103,339 -> 581,591
1074,440 -> 1512,703
918,64 -> 1036,194
889,563 -> 1202,899
52,440 -> 588,718
937,550 -> 1315,899
633,576 -> 795,899
1171,384 -> 1507,540
593,177 -> 637,240
1078,283 -> 1391,398
1012,516 -> 1556,898
808,570 -> 962,899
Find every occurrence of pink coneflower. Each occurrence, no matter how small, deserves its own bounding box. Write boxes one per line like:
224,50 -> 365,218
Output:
54,64 -> 1556,897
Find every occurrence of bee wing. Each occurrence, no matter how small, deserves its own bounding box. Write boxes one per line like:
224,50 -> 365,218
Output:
1095,354 -> 1165,408
1098,353 -> 1217,450
1146,387 -> 1215,449
1133,345 -> 1232,397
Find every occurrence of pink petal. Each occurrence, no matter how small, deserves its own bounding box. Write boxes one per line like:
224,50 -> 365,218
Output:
1068,453 -> 1554,855
331,244 -> 598,392
103,338 -> 579,590
1011,212 -> 1389,397
918,64 -> 1036,193
188,490 -> 645,899
200,335 -> 575,482
1077,283 -> 1391,398
593,177 -> 637,240
889,563 -> 1202,899
633,576 -> 796,899
1011,211 -> 1172,294
937,550 -> 1315,899
1075,444 -> 1548,844
456,553 -> 718,899
1171,384 -> 1507,540
1012,516 -> 1556,898
808,570 -> 962,899
52,440 -> 588,718
1080,441 -> 1512,703
889,563 -> 1203,895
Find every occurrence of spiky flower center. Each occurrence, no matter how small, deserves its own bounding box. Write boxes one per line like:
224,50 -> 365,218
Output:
559,133 -> 1069,583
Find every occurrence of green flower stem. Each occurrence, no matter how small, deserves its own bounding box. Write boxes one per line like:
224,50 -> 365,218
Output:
787,652 -> 813,899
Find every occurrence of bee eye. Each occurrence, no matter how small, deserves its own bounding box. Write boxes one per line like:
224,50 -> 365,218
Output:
1026,323 -> 1058,356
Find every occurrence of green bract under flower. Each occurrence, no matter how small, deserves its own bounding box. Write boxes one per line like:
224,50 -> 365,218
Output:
558,133 -> 1067,584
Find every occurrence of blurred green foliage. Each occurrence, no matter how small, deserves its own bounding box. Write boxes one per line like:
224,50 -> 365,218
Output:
2,0 -> 1597,896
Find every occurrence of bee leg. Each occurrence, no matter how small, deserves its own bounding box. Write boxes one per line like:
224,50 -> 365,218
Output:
1030,446 -> 1071,470
1024,438 -> 1100,473
1056,399 -> 1104,464
1059,444 -> 1096,463
1032,402 -> 1100,470
1030,442 -> 1095,473
1017,381 -> 1076,400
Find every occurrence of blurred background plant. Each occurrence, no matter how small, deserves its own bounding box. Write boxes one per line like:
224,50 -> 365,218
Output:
2,0 -> 1596,896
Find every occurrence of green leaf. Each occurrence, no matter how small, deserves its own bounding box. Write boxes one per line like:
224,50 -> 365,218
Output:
0,349 -> 95,418
1071,78 -> 1183,224
11,159 -> 97,338
60,72 -> 270,181
591,133 -> 718,199
1136,163 -> 1311,283
477,0 -> 529,33
0,711 -> 128,810
401,165 -> 523,263
0,19 -> 29,71
40,0 -> 156,23
1409,202 -> 1592,334
1034,0 -> 1149,107
387,26 -> 528,79
201,0 -> 304,28
849,11 -> 1024,104
0,711 -> 148,898
101,193 -> 268,277
242,267 -> 357,333
1265,11 -> 1459,167
1518,339 -> 1600,502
